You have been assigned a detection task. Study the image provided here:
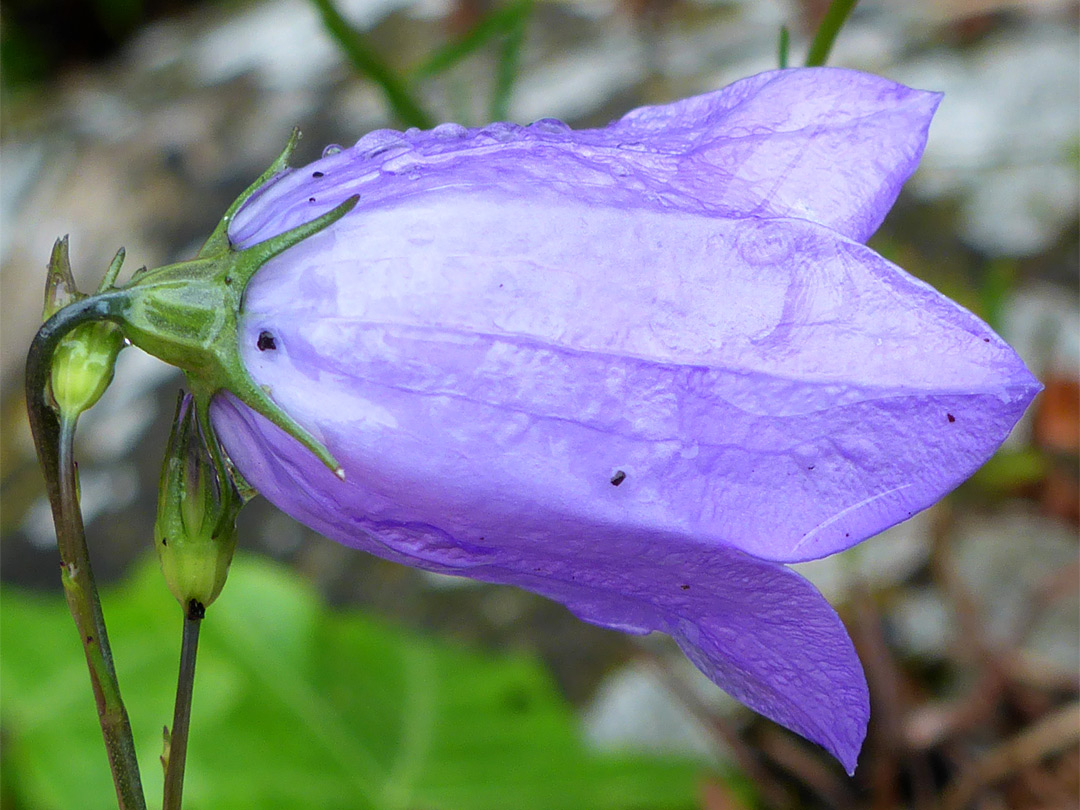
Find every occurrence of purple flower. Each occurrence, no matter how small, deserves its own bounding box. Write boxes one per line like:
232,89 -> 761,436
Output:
207,68 -> 1040,773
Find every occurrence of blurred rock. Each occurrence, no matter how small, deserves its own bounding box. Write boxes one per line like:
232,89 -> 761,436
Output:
582,658 -> 737,761
891,585 -> 953,660
899,24 -> 1080,256
953,507 -> 1080,675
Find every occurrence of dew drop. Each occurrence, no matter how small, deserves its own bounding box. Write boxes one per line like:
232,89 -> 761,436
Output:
432,122 -> 468,139
530,117 -> 570,135
480,122 -> 521,143
354,129 -> 409,159
322,144 -> 343,157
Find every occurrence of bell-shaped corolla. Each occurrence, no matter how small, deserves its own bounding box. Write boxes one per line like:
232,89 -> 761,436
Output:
208,68 -> 1041,773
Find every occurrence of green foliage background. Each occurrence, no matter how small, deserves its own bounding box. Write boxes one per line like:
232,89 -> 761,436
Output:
2,555 -> 725,810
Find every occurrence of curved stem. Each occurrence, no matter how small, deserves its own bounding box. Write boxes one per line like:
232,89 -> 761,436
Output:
26,294 -> 146,810
163,602 -> 204,810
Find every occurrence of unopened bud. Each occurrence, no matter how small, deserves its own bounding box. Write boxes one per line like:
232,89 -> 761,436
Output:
155,393 -> 242,611
44,238 -> 126,418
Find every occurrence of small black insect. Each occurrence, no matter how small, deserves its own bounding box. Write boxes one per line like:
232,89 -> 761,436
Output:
312,171 -> 325,178
610,470 -> 627,486
257,331 -> 277,351
947,413 -> 956,423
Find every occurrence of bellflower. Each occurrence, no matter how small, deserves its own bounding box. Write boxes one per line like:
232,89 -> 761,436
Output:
194,68 -> 1039,773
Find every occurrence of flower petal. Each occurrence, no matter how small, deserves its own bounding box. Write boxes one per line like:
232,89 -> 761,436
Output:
608,67 -> 942,241
224,192 -> 1040,563
229,68 -> 939,249
210,391 -> 868,772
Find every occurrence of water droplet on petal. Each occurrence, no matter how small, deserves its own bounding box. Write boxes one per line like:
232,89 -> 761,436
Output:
354,129 -> 409,159
322,144 -> 343,157
432,122 -> 468,139
480,122 -> 521,143
530,117 -> 570,135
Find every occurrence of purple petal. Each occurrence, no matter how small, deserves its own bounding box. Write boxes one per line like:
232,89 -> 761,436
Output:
221,193 -> 1039,563
607,68 -> 941,241
210,391 -> 869,772
208,71 -> 1037,770
230,68 -> 939,248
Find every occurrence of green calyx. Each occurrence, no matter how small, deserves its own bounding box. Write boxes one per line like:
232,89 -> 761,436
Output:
43,237 -> 126,420
54,131 -> 357,478
155,393 -> 242,610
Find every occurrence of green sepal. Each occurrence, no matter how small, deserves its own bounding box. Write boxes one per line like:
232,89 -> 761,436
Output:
40,134 -> 355,477
117,193 -> 358,477
42,236 -> 78,320
197,129 -> 301,259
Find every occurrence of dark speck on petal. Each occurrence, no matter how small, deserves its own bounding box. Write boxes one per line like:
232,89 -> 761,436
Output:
610,470 -> 627,486
947,413 -> 956,423
312,171 -> 325,178
257,331 -> 277,351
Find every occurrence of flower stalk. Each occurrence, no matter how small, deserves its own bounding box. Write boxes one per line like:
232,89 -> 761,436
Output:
26,294 -> 146,810
162,601 -> 204,810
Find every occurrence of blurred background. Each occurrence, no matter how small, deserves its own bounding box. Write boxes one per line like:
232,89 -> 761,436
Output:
1,0 -> 1078,808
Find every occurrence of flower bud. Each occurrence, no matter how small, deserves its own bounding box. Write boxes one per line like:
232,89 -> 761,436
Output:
155,393 -> 242,612
43,237 -> 126,419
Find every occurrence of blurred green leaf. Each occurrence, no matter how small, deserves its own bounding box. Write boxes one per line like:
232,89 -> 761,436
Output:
2,555 -> 714,810
804,0 -> 858,67
969,447 -> 1049,493
489,1 -> 531,121
310,0 -> 434,129
413,0 -> 532,80
978,259 -> 1018,333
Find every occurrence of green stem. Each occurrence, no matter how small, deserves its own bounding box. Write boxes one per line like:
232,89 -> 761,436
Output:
162,602 -> 204,810
804,0 -> 858,67
26,295 -> 146,810
310,0 -> 434,129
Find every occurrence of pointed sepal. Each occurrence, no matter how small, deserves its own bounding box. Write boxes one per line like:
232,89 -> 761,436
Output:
198,129 -> 302,259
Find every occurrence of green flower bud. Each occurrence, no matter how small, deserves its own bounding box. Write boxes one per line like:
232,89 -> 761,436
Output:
155,393 -> 242,612
43,237 -> 126,419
